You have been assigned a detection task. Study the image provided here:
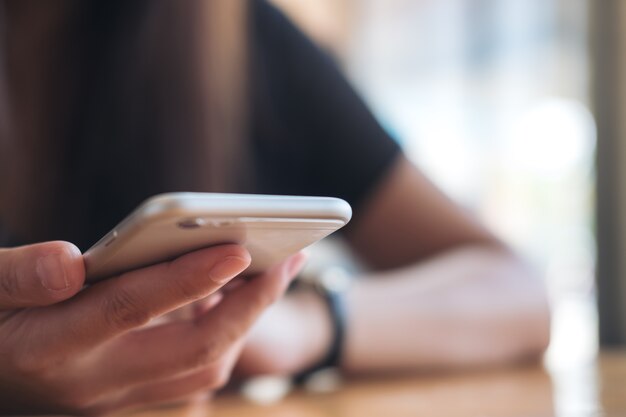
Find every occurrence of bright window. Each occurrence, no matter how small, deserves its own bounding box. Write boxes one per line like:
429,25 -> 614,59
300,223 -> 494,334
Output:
272,0 -> 596,366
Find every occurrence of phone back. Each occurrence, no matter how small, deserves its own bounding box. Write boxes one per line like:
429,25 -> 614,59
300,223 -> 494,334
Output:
84,193 -> 351,281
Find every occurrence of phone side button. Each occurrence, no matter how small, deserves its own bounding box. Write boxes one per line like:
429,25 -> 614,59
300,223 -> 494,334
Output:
104,231 -> 118,247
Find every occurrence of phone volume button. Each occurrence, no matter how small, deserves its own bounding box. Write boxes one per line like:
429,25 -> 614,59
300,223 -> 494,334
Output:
104,231 -> 118,247
177,218 -> 206,229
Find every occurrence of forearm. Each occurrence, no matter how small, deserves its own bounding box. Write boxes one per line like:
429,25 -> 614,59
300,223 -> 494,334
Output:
341,245 -> 550,373
237,244 -> 550,377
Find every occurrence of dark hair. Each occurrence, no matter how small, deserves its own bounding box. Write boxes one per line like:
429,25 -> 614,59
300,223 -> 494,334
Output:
0,0 -> 249,249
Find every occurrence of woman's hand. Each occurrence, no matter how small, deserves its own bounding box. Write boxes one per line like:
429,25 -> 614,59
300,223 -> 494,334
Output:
0,240 -> 306,415
236,290 -> 333,377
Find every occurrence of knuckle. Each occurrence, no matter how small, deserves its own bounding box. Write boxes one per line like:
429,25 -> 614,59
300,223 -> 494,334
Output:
102,288 -> 151,330
12,347 -> 70,382
184,340 -> 221,370
12,349 -> 46,376
204,366 -> 231,390
201,364 -> 230,391
170,276 -> 206,304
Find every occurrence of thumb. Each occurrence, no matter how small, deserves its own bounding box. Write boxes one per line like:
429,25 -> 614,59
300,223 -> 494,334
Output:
0,241 -> 85,309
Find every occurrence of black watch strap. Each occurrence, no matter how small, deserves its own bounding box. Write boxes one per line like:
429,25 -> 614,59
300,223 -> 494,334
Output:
294,267 -> 351,384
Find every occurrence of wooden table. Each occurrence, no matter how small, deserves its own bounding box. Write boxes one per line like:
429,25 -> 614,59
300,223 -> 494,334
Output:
123,351 -> 626,417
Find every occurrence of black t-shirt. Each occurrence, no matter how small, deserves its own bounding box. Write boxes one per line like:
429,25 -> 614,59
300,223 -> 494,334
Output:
249,1 -> 400,212
1,1 -> 400,249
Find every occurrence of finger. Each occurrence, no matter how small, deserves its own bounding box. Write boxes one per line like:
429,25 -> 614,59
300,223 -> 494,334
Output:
192,292 -> 224,318
84,253 -> 306,389
200,251 -> 307,336
42,244 -> 251,352
102,345 -> 241,414
0,241 -> 84,309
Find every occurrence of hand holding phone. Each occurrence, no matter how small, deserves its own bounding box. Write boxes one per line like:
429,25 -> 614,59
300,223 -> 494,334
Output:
0,238 -> 309,414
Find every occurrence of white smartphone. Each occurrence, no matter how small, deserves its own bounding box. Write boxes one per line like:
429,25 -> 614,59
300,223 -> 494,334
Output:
83,193 -> 352,282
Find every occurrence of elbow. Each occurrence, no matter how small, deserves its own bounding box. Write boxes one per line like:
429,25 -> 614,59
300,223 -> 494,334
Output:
523,294 -> 551,360
471,243 -> 552,363
499,248 -> 552,362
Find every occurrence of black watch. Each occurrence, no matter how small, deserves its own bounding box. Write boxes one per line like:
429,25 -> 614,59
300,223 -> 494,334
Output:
293,266 -> 352,384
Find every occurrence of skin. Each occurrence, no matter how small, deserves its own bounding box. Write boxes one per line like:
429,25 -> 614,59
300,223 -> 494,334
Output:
0,157 -> 549,416
236,156 -> 551,376
0,241 -> 306,415
0,2 -> 550,411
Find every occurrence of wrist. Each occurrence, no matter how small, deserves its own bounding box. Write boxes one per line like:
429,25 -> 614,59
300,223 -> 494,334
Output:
284,290 -> 334,372
236,290 -> 334,376
292,266 -> 352,382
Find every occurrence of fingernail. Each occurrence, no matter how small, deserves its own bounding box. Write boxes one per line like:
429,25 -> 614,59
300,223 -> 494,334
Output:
36,254 -> 69,291
209,256 -> 249,283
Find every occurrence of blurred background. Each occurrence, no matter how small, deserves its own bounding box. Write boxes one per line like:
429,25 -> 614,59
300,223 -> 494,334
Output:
270,0 -> 597,367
